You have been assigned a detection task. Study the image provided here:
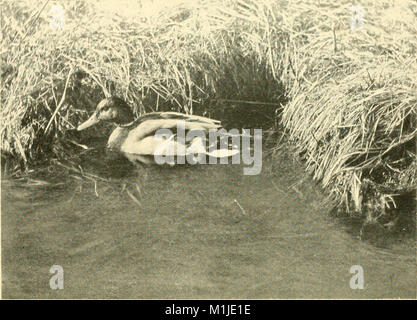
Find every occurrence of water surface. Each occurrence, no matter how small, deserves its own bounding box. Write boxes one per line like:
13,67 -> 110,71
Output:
2,150 -> 416,298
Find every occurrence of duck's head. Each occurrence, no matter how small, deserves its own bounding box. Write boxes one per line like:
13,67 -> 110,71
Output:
77,96 -> 135,131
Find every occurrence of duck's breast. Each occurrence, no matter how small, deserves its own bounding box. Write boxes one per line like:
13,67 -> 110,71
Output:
107,127 -> 129,150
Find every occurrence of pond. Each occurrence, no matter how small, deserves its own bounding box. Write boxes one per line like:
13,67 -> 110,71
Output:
1,149 -> 416,298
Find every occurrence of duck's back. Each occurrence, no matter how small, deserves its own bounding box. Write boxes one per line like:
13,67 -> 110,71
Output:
125,112 -> 221,141
127,111 -> 221,128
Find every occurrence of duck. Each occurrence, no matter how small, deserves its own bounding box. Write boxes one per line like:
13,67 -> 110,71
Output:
77,96 -> 238,164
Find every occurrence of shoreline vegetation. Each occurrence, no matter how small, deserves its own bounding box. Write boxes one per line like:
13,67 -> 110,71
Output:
1,0 -> 416,225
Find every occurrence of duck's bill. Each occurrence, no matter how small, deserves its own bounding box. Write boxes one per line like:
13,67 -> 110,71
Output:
77,114 -> 99,131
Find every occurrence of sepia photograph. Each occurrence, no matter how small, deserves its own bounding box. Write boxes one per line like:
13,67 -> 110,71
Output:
1,0 -> 416,301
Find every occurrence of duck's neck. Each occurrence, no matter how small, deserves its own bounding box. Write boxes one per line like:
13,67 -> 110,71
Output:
115,113 -> 135,127
119,120 -> 136,128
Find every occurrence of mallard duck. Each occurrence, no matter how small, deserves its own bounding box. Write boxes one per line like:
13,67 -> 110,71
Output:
77,96 -> 238,164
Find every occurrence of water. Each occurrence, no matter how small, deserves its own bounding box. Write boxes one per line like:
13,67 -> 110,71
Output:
2,150 -> 416,298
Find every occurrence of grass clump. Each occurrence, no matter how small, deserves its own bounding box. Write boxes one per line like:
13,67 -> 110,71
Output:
276,0 -> 416,220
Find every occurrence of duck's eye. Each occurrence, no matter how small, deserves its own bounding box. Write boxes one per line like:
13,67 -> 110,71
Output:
97,107 -> 107,116
100,105 -> 110,112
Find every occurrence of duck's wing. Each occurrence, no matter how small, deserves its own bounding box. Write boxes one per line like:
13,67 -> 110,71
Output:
157,112 -> 221,125
126,117 -> 222,143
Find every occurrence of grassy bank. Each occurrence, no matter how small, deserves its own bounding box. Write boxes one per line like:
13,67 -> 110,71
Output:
1,0 -> 416,220
276,0 -> 416,220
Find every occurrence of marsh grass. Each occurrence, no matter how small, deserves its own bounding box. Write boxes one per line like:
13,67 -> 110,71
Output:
276,0 -> 416,220
1,0 -> 416,220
